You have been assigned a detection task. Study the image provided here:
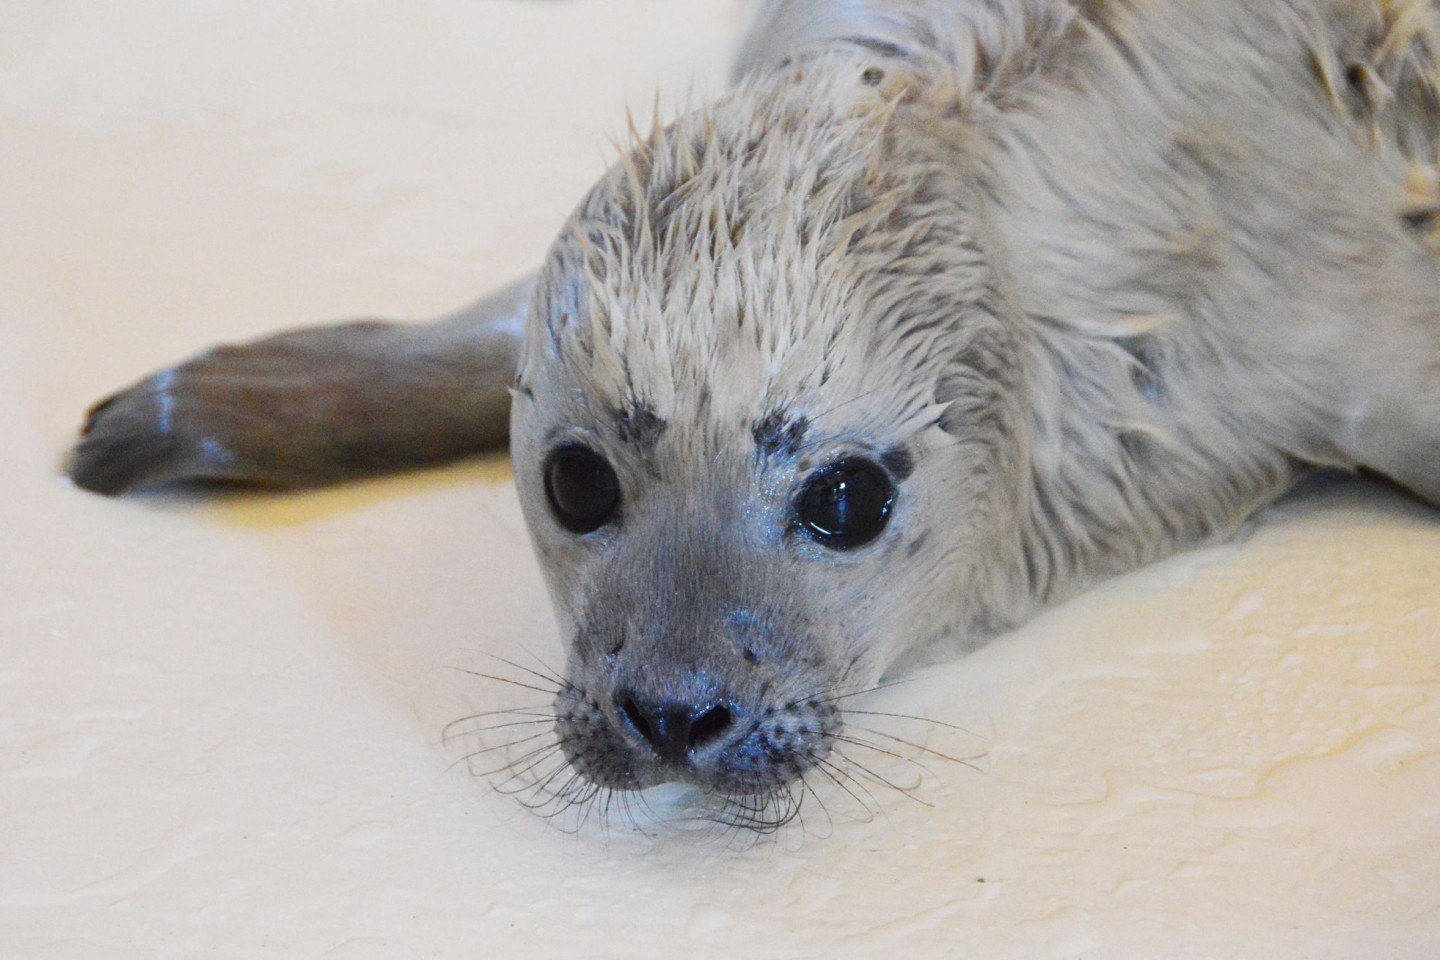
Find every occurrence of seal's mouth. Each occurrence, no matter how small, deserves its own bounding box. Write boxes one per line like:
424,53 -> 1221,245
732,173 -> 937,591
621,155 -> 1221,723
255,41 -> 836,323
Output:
453,655 -> 981,835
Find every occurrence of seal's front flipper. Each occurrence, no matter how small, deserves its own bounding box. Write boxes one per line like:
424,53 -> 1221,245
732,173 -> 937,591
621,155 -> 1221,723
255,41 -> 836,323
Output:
68,276 -> 533,495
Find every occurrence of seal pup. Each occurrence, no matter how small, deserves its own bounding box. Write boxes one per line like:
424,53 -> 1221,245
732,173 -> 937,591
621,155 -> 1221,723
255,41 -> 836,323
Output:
69,0 -> 1440,814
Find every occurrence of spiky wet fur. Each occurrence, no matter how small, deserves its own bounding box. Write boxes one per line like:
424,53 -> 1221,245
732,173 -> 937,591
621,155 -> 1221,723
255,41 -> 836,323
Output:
505,0 -> 1440,807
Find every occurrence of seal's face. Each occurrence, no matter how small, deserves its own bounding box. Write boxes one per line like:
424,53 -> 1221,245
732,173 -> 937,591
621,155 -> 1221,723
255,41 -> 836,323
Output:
528,440 -> 902,795
510,57 -> 1024,800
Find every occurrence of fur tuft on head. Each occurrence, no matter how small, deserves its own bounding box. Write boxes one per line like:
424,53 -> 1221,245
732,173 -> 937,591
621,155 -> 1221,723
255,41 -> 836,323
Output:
525,46 -> 1013,470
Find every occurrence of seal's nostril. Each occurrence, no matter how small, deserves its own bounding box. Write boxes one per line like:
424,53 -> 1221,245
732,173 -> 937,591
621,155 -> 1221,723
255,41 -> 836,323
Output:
688,703 -> 732,749
618,696 -> 653,744
615,694 -> 734,764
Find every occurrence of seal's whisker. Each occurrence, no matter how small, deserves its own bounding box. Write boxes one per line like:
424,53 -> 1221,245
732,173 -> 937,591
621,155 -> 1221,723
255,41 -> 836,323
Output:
783,786 -> 807,831
600,786 -> 623,832
505,759 -> 570,803
829,747 -> 923,794
810,754 -> 882,821
444,702 -> 554,721
809,778 -> 842,838
795,776 -> 835,841
444,748 -> 486,777
441,718 -> 556,748
703,792 -> 767,834
443,716 -> 555,739
689,794 -> 743,831
530,763 -> 582,800
836,727 -> 947,765
568,784 -> 605,821
830,732 -> 945,786
616,788 -> 655,838
829,733 -> 915,764
479,732 -> 563,769
753,787 -> 791,829
525,772 -> 590,817
527,785 -> 600,835
841,708 -> 985,739
516,763 -> 586,810
440,659 -> 559,690
493,756 -> 575,800
830,749 -> 936,808
756,796 -> 803,835
842,723 -> 988,772
566,780 -> 603,813
746,789 -> 801,834
452,728 -> 555,758
519,648 -> 571,689
554,787 -> 605,830
441,654 -> 575,818
746,790 -> 785,830
441,707 -> 555,737
476,738 -> 569,783
706,788 -> 800,835
474,651 -> 569,691
449,668 -> 558,698
439,703 -> 554,742
803,677 -> 918,708
476,751 -> 558,790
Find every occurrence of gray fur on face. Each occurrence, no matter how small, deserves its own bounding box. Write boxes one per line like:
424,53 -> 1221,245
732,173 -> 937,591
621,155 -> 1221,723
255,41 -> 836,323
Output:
512,48 -> 1015,794
512,0 -> 1440,799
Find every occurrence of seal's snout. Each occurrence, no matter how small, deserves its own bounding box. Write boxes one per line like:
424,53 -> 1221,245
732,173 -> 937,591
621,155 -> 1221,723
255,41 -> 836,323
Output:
616,694 -> 735,766
555,658 -> 843,795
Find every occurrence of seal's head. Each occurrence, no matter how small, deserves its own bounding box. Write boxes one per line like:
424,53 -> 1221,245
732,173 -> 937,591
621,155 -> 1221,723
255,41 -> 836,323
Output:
510,51 -> 1025,802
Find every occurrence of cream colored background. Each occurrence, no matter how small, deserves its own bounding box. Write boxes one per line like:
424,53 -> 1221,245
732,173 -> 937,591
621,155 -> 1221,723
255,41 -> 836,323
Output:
3,2 -> 1438,957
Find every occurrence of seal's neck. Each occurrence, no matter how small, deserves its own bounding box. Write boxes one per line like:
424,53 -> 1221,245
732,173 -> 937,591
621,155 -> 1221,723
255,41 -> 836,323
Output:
990,306 -> 1298,628
951,36 -> 1306,630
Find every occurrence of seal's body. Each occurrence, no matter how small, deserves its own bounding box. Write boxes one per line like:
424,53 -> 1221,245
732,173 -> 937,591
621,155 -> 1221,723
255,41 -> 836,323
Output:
72,1 -> 1440,804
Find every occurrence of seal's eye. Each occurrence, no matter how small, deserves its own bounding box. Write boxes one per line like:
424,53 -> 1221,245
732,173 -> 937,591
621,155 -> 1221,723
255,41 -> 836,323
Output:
544,445 -> 620,534
796,457 -> 895,550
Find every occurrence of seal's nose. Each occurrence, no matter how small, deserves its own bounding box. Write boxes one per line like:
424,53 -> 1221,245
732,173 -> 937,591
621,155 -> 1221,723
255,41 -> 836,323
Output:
617,695 -> 734,766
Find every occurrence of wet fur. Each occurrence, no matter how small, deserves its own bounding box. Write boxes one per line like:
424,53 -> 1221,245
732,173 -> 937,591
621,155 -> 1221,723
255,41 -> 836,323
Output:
71,0 -> 1440,807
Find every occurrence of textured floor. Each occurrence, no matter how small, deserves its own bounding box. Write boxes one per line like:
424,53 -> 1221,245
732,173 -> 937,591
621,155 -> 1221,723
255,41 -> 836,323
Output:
3,2 -> 1439,958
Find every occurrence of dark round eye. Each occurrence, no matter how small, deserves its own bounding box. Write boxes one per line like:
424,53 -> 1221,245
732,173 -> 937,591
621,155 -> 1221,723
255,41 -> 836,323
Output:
544,445 -> 620,534
796,457 -> 896,550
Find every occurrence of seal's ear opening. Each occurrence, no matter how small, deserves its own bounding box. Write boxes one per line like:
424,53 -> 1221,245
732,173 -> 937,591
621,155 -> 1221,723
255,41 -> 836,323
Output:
794,456 -> 896,550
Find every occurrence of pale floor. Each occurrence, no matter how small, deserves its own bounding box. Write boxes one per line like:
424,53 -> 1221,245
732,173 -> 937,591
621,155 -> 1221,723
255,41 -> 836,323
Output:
2,3 -> 1438,958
